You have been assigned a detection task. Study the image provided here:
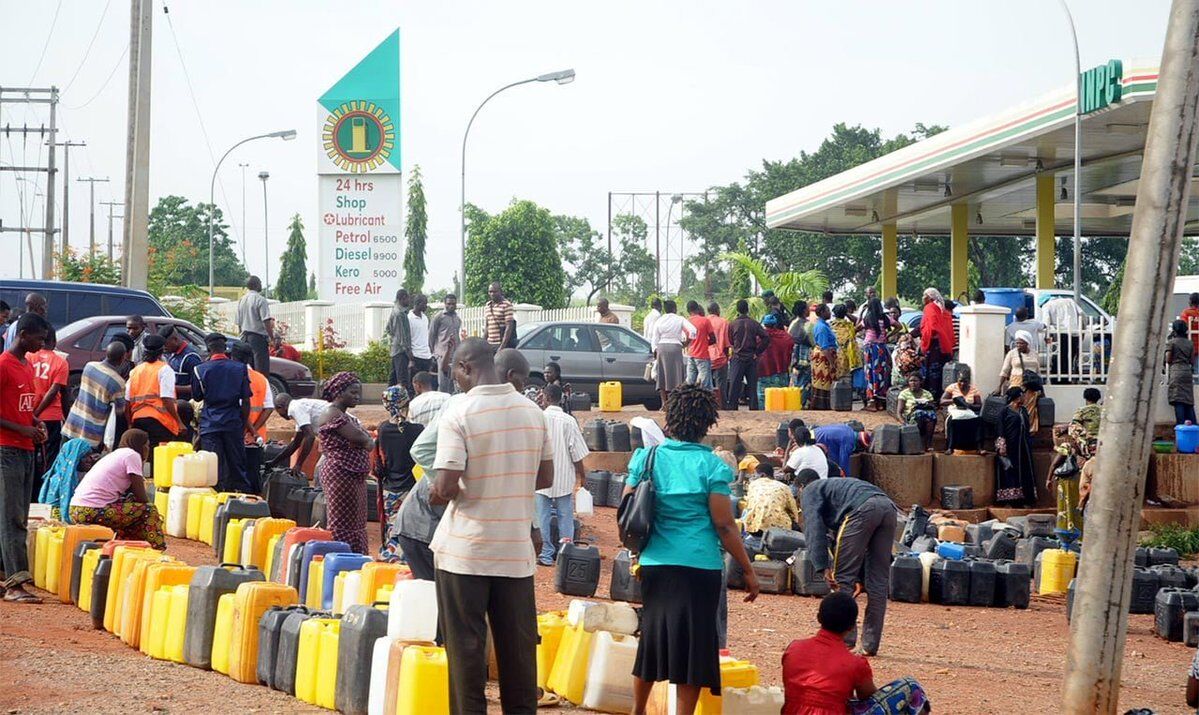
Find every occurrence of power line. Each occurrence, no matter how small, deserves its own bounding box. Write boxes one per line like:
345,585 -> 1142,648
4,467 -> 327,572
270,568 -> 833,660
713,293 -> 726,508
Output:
161,3 -> 242,248
62,43 -> 129,111
61,0 -> 113,95
26,0 -> 65,85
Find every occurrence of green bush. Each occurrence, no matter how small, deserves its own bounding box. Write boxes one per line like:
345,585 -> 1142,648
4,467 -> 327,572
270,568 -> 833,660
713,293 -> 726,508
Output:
1141,523 -> 1199,557
356,340 -> 392,383
296,340 -> 392,383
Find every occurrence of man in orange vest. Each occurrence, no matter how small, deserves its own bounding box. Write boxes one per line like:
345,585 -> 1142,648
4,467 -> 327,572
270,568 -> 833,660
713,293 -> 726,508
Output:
232,342 -> 273,493
124,334 -> 182,453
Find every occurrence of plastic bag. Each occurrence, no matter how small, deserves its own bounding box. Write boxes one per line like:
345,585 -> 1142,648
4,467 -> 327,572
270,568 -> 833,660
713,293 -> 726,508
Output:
575,488 -> 594,516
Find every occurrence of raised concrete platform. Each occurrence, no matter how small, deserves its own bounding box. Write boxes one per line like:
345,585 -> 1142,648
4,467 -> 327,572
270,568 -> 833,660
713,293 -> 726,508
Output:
861,453 -> 933,507
932,453 -> 996,507
1147,453 -> 1199,506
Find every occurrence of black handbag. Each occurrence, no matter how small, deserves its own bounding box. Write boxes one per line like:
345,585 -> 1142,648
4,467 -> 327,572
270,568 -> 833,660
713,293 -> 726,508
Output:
617,446 -> 658,553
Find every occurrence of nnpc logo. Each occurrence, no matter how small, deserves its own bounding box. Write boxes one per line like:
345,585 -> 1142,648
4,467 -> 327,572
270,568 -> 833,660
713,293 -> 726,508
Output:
322,101 -> 396,173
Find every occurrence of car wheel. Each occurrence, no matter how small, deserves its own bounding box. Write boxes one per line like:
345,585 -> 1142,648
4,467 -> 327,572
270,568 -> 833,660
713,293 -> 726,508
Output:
643,395 -> 662,411
269,375 -> 288,399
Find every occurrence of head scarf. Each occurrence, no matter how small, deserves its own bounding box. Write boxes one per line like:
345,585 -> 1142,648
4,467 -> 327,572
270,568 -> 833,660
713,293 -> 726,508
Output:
1014,330 -> 1033,347
762,313 -> 780,328
923,287 -> 946,309
119,428 -> 149,456
381,385 -> 410,424
322,371 -> 361,401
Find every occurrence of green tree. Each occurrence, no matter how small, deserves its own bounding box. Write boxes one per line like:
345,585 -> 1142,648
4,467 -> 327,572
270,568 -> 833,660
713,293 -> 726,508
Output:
402,165 -> 428,293
464,200 -> 567,308
58,249 -> 120,285
554,214 -> 609,303
720,251 -> 828,317
683,123 -> 948,301
308,272 -> 317,298
275,214 -> 309,302
147,195 -> 247,287
607,215 -> 657,305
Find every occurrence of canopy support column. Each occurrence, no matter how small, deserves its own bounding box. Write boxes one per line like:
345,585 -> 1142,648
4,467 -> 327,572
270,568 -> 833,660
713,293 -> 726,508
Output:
881,223 -> 898,300
950,203 -> 969,300
1036,172 -> 1057,288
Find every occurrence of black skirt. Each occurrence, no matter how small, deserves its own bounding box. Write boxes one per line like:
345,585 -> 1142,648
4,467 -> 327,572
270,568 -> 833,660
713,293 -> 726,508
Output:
633,565 -> 723,694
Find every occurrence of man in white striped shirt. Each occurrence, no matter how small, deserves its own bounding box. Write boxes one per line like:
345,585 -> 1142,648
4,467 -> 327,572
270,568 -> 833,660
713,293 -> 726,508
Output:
535,383 -> 590,566
408,371 -> 451,426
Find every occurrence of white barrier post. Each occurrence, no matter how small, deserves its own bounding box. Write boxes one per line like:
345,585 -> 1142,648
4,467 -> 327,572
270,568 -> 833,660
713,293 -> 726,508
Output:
303,300 -> 334,350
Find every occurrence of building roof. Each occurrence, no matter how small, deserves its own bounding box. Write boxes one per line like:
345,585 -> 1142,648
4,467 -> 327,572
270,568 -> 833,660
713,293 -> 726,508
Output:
763,61 -> 1199,237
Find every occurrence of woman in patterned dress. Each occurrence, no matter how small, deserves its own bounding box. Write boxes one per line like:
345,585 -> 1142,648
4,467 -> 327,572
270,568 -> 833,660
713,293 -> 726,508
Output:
829,304 -> 862,380
789,301 -> 813,406
315,372 -> 374,554
857,298 -> 893,411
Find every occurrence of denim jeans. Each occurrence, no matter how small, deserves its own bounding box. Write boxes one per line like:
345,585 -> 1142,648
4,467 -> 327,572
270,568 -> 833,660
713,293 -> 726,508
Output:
687,357 -> 714,390
0,446 -> 35,587
535,493 -> 575,563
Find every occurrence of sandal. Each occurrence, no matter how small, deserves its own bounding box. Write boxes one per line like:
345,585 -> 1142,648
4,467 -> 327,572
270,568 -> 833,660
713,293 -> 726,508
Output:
537,689 -> 560,708
4,587 -> 42,604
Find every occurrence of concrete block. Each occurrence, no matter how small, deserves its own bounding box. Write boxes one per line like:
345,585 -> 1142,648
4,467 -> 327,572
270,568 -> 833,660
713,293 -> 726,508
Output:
703,431 -> 740,451
849,453 -> 863,479
1031,451 -> 1058,509
932,453 -> 996,507
1149,454 -> 1199,506
861,453 -> 933,507
1140,507 -> 1199,529
738,432 -> 779,454
933,507 -> 989,524
987,506 -> 1056,522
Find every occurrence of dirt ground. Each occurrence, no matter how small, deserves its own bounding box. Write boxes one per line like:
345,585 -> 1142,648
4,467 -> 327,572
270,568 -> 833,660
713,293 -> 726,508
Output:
2,506 -> 1192,714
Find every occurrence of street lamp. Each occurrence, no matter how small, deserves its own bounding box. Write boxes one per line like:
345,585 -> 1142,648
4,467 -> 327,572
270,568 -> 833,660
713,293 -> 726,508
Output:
459,69 -> 575,300
259,171 -> 271,293
208,129 -> 296,296
239,162 -> 250,267
1057,0 -> 1083,306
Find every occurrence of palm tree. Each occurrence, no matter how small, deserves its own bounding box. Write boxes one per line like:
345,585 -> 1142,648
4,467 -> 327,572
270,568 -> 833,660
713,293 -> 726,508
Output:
720,251 -> 828,318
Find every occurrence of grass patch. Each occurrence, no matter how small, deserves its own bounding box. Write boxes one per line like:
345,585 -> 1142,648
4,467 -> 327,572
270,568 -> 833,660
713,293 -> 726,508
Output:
1141,523 -> 1199,557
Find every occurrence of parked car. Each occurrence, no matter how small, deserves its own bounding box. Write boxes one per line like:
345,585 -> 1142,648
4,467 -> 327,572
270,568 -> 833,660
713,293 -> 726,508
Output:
0,279 -> 169,328
516,321 -> 658,408
55,315 -> 316,401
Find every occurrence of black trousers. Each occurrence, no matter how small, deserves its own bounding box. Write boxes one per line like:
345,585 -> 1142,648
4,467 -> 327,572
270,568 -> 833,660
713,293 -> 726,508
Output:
201,430 -> 249,494
0,447 -> 35,587
242,332 -> 271,377
132,417 -> 179,452
397,534 -> 435,581
435,569 -> 538,714
389,352 -> 410,390
726,357 -> 759,410
409,356 -> 435,390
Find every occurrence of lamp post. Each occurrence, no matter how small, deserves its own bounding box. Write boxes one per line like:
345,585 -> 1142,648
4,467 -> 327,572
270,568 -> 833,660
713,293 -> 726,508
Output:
459,69 -> 575,301
1057,0 -> 1083,306
239,162 -> 249,267
259,170 -> 271,293
208,129 -> 296,296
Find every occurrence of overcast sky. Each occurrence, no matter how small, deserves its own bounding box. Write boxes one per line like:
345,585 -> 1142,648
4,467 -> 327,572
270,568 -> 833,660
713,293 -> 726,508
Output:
0,0 -> 1175,291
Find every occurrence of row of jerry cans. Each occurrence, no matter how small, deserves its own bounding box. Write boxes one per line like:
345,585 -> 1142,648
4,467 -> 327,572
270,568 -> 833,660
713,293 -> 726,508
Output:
889,553 -> 1032,608
540,600 -> 645,711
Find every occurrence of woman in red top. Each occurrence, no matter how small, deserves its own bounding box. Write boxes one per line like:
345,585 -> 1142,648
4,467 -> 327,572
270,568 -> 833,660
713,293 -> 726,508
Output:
756,314 -> 795,408
920,288 -> 955,398
782,591 -> 875,714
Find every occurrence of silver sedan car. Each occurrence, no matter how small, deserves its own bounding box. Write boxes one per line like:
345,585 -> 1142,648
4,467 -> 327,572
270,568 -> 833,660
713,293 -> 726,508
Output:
516,321 -> 659,407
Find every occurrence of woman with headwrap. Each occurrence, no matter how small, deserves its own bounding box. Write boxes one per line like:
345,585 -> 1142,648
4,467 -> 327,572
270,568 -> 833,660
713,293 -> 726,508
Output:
920,288 -> 956,397
789,301 -> 814,405
315,372 -> 374,554
39,437 -> 100,522
1046,424 -> 1087,538
756,313 -> 795,408
1166,319 -> 1197,425
997,330 -> 1043,433
68,429 -> 166,549
373,385 -> 424,561
809,304 -> 838,410
995,387 -> 1037,506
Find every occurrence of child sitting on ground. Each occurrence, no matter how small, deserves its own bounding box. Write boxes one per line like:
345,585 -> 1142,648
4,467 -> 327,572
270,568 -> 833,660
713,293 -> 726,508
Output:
784,592 -> 932,714
783,591 -> 876,714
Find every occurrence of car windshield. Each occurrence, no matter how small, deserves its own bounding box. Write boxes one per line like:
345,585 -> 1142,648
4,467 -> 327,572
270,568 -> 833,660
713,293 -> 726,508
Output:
57,318 -> 96,338
516,322 -> 542,341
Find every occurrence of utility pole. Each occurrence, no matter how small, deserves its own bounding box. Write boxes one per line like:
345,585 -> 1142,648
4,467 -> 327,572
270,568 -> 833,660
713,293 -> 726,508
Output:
239,162 -> 249,267
259,170 -> 270,291
123,0 -> 152,290
100,201 -> 124,261
0,87 -> 59,278
49,139 -> 85,258
78,177 -> 109,255
1062,0 -> 1199,711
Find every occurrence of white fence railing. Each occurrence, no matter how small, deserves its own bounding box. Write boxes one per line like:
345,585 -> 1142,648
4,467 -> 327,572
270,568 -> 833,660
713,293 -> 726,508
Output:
210,298 -> 633,352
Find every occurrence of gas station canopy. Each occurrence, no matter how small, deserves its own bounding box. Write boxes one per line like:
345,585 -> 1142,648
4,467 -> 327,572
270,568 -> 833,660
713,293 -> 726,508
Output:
764,61 -> 1198,238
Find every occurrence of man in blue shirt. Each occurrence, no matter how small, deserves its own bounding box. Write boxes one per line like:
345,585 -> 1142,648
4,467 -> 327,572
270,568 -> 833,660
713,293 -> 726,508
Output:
814,421 -> 868,477
192,333 -> 253,493
160,326 -> 204,399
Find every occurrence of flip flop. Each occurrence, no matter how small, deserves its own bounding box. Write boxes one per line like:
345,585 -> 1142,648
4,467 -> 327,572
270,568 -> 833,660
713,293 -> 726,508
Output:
4,589 -> 42,604
537,690 -> 560,708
